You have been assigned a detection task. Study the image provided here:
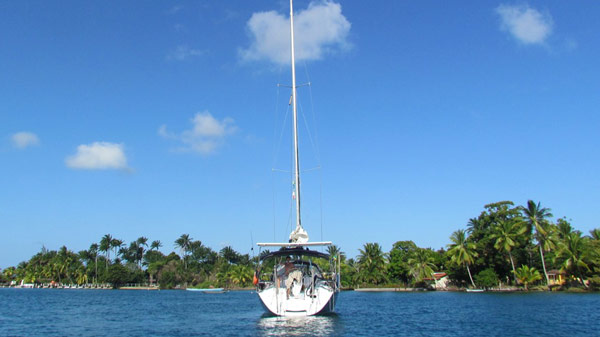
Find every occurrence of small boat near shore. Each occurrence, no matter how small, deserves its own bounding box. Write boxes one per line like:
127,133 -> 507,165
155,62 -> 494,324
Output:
187,288 -> 226,293
466,288 -> 485,293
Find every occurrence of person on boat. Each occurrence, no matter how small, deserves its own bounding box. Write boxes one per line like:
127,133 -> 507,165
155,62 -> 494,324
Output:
276,257 -> 290,288
283,256 -> 295,274
277,257 -> 293,287
282,257 -> 302,299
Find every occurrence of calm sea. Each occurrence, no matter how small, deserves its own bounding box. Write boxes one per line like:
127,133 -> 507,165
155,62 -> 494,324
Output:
0,289 -> 598,336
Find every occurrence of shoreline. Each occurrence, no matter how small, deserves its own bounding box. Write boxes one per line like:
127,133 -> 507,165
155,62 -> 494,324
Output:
1,285 -> 595,293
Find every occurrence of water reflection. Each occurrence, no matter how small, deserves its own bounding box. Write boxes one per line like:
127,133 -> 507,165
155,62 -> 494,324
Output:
256,314 -> 342,337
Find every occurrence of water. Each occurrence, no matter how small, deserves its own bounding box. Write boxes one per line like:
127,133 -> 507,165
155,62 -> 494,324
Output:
0,289 -> 598,336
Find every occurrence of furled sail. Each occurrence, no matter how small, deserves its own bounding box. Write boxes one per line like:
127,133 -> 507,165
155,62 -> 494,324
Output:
289,225 -> 309,243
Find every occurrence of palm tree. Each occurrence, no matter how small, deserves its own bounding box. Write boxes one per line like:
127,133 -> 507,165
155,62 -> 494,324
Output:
89,243 -> 99,284
188,240 -> 205,266
175,234 -> 193,269
407,249 -> 435,282
588,228 -> 600,241
76,266 -> 88,285
514,265 -> 542,290
136,237 -> 148,269
588,228 -> 600,258
556,232 -> 591,288
121,242 -> 138,265
99,234 -> 113,271
228,265 -> 253,287
447,229 -> 478,288
110,239 -> 123,263
56,246 -> 77,285
3,267 -> 16,282
147,260 -> 164,286
556,218 -> 574,240
521,200 -> 553,286
357,243 -> 386,285
466,217 -> 483,235
327,245 -> 346,263
150,240 -> 162,251
489,219 -> 526,284
220,246 -> 240,265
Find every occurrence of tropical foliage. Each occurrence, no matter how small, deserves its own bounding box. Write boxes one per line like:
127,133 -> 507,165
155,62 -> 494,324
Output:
474,268 -> 499,289
0,233 -> 255,290
1,200 -> 599,291
447,230 -> 477,287
514,265 -> 542,290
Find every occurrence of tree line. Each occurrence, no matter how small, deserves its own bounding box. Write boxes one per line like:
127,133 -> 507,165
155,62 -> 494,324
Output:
1,200 -> 599,290
338,200 -> 600,290
0,233 -> 255,289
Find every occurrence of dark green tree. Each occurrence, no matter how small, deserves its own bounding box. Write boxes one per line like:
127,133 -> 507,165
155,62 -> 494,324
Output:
489,219 -> 526,284
388,241 -> 418,285
514,265 -> 541,290
99,234 -> 113,272
468,201 -> 525,281
521,200 -> 554,286
357,243 -> 387,285
556,232 -> 591,288
474,268 -> 498,289
407,248 -> 435,283
447,229 -> 478,288
175,234 -> 193,269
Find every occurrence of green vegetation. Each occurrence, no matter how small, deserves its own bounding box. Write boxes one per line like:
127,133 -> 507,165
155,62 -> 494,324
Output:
1,199 -> 599,291
447,229 -> 478,287
514,265 -> 542,291
474,268 -> 499,289
0,234 -> 257,290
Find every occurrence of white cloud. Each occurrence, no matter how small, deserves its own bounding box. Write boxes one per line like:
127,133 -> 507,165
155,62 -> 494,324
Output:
159,111 -> 237,155
240,1 -> 351,65
65,142 -> 129,170
167,45 -> 205,61
11,131 -> 39,149
496,4 -> 553,45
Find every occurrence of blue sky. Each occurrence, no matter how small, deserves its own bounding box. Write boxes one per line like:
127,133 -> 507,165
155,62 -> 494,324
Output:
1,1 -> 599,268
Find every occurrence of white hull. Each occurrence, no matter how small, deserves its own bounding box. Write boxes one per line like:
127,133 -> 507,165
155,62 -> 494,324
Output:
257,283 -> 337,317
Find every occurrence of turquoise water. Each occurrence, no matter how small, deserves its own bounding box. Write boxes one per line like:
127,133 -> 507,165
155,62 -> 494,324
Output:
0,289 -> 598,336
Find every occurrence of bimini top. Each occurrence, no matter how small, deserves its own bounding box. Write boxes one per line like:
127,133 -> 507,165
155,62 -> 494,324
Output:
259,246 -> 330,262
257,241 -> 332,247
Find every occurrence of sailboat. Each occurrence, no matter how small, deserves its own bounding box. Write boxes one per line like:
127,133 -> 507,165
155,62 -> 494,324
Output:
254,0 -> 340,317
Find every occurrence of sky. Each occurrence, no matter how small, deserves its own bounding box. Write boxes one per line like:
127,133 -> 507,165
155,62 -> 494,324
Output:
1,0 -> 599,268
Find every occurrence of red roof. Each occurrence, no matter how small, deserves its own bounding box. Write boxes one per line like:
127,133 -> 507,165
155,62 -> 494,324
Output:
424,272 -> 447,281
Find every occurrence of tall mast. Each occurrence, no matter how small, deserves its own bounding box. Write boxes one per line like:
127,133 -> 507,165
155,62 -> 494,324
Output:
290,0 -> 302,230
